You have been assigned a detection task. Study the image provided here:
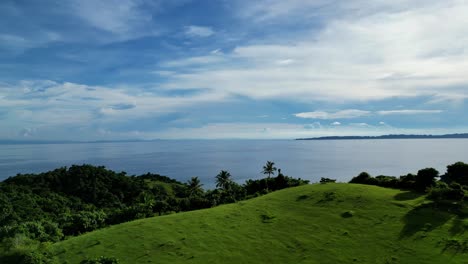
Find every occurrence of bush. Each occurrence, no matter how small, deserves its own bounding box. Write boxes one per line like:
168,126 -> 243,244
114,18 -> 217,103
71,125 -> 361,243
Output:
349,172 -> 372,184
80,256 -> 120,264
375,176 -> 399,188
59,210 -> 107,236
399,173 -> 416,189
428,182 -> 465,202
351,169 -> 441,192
320,178 -> 336,184
442,162 -> 468,186
1,247 -> 55,264
415,168 -> 439,191
0,221 -> 63,243
17,250 -> 54,264
341,211 -> 354,218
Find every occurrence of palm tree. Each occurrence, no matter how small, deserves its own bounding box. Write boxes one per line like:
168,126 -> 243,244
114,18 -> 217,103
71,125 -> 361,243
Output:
262,161 -> 277,191
187,177 -> 204,197
262,161 -> 277,178
215,170 -> 232,191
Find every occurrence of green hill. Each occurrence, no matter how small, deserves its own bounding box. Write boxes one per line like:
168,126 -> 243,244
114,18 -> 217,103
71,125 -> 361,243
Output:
50,183 -> 467,264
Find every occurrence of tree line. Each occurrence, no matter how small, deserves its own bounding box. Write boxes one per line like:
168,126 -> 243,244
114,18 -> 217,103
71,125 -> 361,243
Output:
0,161 -> 308,262
349,161 -> 468,204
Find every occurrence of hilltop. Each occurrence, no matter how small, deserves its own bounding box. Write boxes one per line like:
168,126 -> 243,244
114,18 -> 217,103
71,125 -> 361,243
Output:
51,184 -> 467,264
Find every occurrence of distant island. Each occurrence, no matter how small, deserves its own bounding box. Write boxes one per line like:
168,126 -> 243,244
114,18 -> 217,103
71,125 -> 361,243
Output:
296,133 -> 468,140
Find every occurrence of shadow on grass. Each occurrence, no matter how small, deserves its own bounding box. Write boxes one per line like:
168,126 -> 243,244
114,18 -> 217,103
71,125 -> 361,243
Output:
393,191 -> 424,201
440,237 -> 468,254
449,216 -> 467,236
296,194 -> 310,201
399,202 -> 453,239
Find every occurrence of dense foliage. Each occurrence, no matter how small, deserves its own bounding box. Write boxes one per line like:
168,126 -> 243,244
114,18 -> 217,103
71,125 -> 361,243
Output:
349,162 -> 468,203
0,162 -> 308,260
81,256 -> 120,264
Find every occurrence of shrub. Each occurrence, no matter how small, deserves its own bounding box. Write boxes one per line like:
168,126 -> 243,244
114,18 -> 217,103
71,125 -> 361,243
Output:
399,173 -> 416,189
349,172 -> 372,184
442,162 -> 468,186
428,182 -> 465,202
17,250 -> 53,264
59,210 -> 107,236
320,191 -> 336,202
341,211 -> 354,218
80,256 -> 120,264
320,178 -> 336,184
415,168 -> 439,192
0,221 -> 63,243
375,176 -> 399,188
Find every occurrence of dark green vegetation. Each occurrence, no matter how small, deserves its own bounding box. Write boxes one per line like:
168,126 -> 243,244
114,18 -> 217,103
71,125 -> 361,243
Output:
1,161 -> 467,263
52,184 -> 467,263
297,133 -> 468,140
349,162 -> 468,205
0,162 -> 307,263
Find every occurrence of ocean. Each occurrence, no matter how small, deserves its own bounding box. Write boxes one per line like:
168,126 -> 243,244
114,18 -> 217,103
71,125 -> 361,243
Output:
1,139 -> 467,188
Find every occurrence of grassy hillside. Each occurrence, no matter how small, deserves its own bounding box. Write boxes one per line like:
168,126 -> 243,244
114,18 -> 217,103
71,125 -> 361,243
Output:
51,184 -> 467,264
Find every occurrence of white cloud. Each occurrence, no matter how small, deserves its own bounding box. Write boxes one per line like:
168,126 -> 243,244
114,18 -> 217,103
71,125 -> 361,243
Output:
275,59 -> 294,66
350,122 -> 370,127
161,55 -> 225,68
211,49 -> 222,54
185,25 -> 215,37
235,0 -> 333,22
73,0 -> 149,33
132,122 -> 465,140
0,80 -> 227,130
294,109 -> 444,119
294,109 -> 371,119
0,32 -> 61,53
19,127 -> 37,137
159,0 -> 468,102
236,0 -> 438,23
377,110 -> 443,115
331,121 -> 341,126
304,122 -> 322,129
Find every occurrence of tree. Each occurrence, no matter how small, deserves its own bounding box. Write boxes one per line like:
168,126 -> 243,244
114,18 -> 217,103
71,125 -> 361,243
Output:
415,168 -> 439,191
153,200 -> 169,216
187,177 -> 204,197
262,161 -> 277,191
262,161 -> 277,178
349,172 -> 372,184
215,170 -> 233,191
320,177 -> 337,184
442,162 -> 468,186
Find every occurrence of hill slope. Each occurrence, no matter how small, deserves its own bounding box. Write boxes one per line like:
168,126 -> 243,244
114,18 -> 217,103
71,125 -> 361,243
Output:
51,184 -> 467,264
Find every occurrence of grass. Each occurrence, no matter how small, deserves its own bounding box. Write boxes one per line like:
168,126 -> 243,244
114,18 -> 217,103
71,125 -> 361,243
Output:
51,184 -> 467,263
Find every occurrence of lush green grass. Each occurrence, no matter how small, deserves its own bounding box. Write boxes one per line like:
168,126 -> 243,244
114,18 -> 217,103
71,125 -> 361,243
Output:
51,184 -> 467,263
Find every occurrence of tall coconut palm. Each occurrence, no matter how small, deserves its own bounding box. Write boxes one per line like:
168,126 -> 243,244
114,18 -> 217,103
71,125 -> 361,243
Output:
187,177 -> 204,197
262,161 -> 277,178
262,161 -> 277,191
215,170 -> 232,191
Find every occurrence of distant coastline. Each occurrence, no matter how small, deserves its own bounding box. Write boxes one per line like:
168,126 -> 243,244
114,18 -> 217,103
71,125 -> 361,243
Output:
296,133 -> 468,140
2,134 -> 468,144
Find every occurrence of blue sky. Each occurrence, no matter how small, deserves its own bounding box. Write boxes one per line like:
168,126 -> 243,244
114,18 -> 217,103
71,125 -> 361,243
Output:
1,0 -> 468,140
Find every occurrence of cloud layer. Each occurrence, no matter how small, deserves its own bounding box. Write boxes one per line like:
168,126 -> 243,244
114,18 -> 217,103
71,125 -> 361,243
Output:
0,0 -> 467,139
295,109 -> 443,119
159,0 -> 468,103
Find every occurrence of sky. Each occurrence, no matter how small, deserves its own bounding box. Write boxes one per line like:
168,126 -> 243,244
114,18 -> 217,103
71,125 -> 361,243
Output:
1,0 -> 468,140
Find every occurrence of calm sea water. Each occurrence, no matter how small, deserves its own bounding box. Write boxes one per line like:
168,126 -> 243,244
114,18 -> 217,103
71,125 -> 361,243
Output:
1,139 -> 467,188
